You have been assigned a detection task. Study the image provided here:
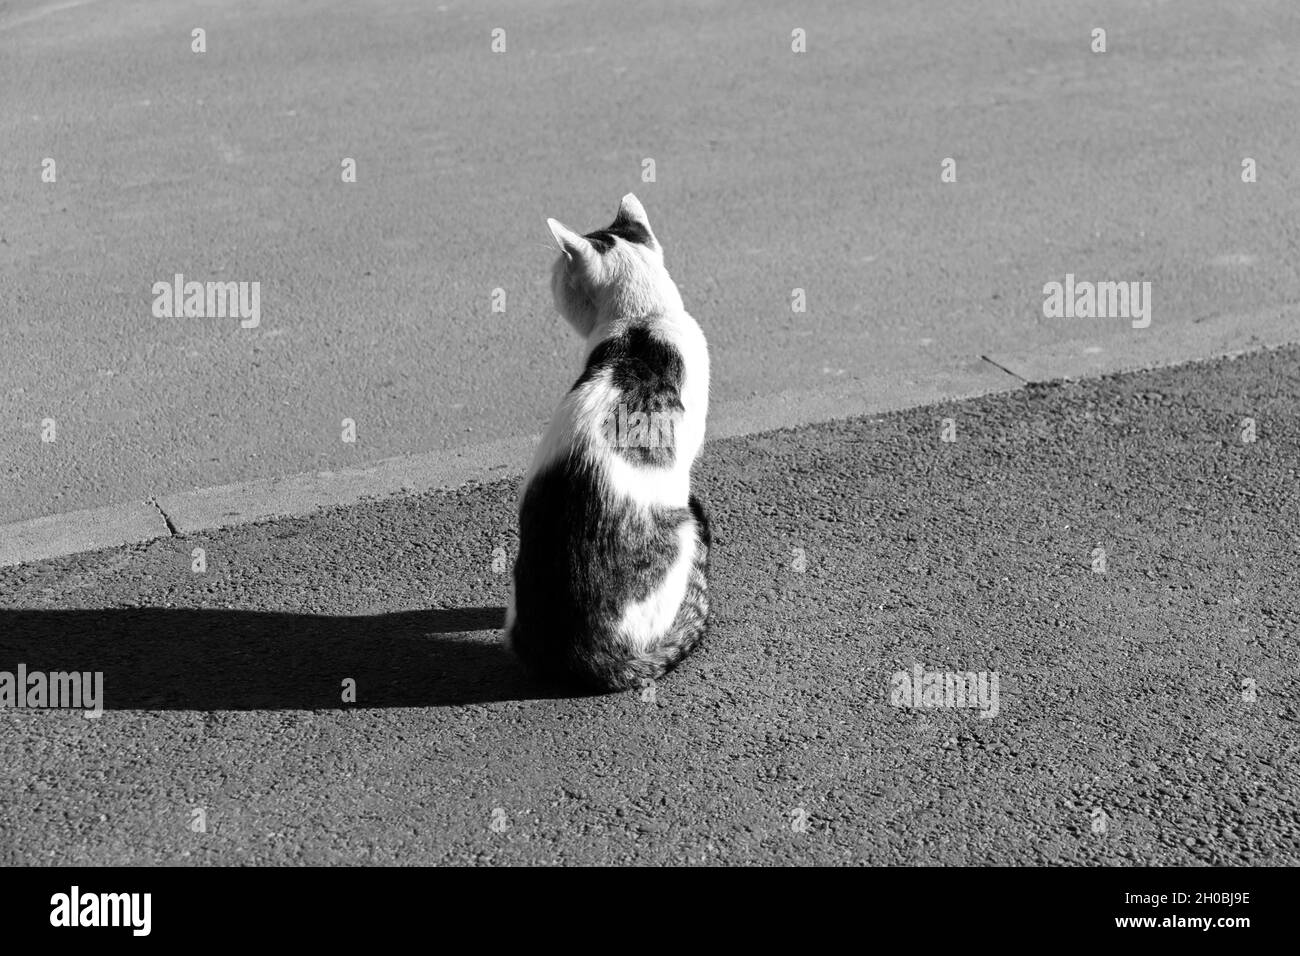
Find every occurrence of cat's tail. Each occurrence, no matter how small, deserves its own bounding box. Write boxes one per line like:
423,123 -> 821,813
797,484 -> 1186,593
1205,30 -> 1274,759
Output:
583,495 -> 712,691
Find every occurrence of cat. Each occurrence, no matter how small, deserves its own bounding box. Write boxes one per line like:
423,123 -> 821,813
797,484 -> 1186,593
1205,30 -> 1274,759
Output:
504,193 -> 712,692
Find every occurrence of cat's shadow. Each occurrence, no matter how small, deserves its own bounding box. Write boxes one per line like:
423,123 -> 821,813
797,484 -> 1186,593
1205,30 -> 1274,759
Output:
0,606 -> 575,710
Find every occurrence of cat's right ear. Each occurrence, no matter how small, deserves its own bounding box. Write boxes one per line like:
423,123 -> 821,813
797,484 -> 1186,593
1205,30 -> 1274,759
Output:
546,218 -> 596,265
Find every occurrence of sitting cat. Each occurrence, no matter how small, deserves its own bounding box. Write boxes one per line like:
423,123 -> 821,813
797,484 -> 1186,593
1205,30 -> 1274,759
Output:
505,194 -> 712,691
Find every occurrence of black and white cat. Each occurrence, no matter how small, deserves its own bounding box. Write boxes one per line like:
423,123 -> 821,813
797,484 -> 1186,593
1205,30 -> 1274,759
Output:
505,194 -> 712,691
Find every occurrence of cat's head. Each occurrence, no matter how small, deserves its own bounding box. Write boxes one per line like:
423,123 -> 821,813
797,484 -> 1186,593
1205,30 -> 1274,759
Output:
546,194 -> 684,338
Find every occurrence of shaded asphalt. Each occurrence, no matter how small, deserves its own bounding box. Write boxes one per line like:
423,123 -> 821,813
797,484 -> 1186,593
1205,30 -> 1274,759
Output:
1,346 -> 1297,864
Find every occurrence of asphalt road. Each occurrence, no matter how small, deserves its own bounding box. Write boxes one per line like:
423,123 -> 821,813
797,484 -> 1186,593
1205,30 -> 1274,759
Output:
1,346 -> 1296,865
4,0 -> 1300,522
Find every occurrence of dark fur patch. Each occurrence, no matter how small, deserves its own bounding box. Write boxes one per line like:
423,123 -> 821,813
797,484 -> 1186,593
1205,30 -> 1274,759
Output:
584,213 -> 653,252
510,452 -> 693,688
573,326 -> 684,467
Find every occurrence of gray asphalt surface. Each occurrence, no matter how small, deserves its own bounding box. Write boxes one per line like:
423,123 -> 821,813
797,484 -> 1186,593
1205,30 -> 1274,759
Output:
1,346 -> 1297,865
4,0 -> 1300,522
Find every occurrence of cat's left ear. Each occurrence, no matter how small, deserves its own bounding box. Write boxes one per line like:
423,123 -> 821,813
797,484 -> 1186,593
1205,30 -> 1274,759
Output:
546,217 -> 596,265
615,193 -> 658,246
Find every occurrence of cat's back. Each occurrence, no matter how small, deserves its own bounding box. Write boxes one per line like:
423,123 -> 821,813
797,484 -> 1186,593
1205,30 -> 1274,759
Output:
510,315 -> 706,685
520,313 -> 700,591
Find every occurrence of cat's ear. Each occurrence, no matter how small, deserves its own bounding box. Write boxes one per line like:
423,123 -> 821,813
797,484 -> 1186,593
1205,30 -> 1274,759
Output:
615,193 -> 657,244
547,217 -> 596,264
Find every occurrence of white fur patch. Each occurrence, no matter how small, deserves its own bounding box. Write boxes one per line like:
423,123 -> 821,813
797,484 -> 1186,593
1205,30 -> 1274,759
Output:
522,368 -> 611,487
601,451 -> 690,510
616,520 -> 697,654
